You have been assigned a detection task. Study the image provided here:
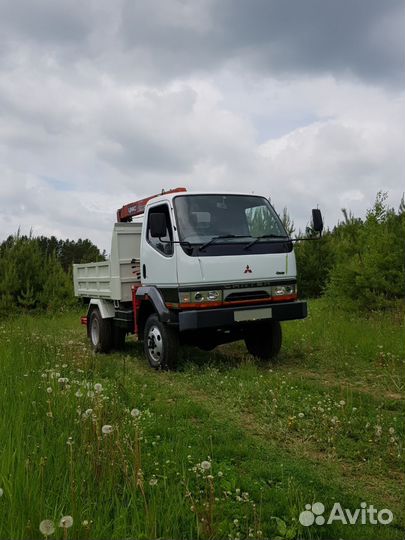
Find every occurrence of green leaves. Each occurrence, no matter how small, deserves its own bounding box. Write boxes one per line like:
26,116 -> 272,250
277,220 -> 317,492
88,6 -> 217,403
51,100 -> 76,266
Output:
0,233 -> 105,314
294,191 -> 405,311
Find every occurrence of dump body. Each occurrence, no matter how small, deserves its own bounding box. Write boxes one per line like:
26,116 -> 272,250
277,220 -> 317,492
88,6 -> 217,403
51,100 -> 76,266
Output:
73,222 -> 142,301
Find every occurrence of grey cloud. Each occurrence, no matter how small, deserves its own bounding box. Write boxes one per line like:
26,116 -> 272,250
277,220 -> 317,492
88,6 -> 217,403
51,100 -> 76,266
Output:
119,0 -> 404,86
0,0 -> 91,45
0,0 -> 402,87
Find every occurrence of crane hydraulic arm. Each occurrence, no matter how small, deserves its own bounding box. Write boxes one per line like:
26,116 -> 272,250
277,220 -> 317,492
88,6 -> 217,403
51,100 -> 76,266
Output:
116,187 -> 187,222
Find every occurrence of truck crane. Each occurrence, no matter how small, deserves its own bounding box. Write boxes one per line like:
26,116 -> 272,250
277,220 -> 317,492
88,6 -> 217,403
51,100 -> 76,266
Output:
73,188 -> 323,369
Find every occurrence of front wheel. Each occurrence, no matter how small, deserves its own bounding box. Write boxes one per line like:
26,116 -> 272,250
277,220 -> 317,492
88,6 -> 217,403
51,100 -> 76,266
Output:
244,320 -> 282,360
144,314 -> 179,370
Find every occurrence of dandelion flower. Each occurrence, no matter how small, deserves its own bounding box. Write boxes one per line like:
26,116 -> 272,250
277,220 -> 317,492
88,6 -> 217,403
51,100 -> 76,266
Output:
149,477 -> 158,486
59,515 -> 73,528
102,424 -> 113,434
201,460 -> 211,470
82,520 -> 89,527
339,400 -> 346,406
46,387 -> 53,394
389,427 -> 395,435
298,412 -> 305,418
131,408 -> 140,418
39,519 -> 55,536
58,377 -> 69,385
94,383 -> 103,393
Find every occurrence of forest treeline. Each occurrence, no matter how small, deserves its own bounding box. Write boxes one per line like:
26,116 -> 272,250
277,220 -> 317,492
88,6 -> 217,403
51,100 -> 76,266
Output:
0,192 -> 403,314
0,234 -> 105,314
294,192 -> 405,310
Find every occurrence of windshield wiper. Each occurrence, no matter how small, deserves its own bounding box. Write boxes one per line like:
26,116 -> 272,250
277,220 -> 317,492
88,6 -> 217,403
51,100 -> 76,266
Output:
244,234 -> 289,250
199,234 -> 251,251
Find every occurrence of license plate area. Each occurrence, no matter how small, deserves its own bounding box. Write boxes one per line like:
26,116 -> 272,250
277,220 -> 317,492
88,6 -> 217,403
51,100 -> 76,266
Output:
234,307 -> 272,322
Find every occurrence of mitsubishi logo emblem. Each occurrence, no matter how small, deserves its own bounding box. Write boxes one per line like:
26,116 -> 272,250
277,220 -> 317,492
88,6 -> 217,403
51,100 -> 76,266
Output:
244,265 -> 252,274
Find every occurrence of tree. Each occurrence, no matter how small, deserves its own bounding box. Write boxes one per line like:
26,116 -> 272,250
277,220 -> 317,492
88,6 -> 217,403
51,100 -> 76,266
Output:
281,207 -> 295,237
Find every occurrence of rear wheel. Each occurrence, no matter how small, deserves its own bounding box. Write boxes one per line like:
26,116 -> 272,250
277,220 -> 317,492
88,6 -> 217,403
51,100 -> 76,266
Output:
144,314 -> 179,370
244,320 -> 282,360
89,308 -> 112,353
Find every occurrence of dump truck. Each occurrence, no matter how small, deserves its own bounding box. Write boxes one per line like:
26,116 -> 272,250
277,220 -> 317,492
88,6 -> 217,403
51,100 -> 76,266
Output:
73,188 -> 323,369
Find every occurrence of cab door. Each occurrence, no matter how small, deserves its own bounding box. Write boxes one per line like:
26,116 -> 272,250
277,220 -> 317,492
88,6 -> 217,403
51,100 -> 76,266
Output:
141,202 -> 178,286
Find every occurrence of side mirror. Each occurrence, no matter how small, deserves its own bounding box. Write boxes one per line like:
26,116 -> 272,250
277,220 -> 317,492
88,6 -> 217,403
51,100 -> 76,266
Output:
149,212 -> 167,238
312,209 -> 323,234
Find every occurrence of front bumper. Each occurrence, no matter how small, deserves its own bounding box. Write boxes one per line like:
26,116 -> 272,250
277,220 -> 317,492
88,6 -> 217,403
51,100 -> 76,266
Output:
178,301 -> 307,332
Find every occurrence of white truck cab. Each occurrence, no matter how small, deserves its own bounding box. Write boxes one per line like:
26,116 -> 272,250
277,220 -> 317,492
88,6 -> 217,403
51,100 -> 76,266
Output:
73,188 -> 322,369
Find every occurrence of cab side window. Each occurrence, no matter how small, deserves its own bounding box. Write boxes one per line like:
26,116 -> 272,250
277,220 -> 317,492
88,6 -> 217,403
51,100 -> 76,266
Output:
147,204 -> 174,256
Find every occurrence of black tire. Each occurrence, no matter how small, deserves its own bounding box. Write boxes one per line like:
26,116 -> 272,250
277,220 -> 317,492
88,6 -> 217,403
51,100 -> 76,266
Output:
89,308 -> 112,353
112,326 -> 126,350
244,320 -> 282,360
144,314 -> 179,370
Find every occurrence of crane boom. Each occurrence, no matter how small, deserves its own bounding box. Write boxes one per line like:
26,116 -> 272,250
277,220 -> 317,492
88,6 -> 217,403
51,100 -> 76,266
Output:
116,187 -> 187,222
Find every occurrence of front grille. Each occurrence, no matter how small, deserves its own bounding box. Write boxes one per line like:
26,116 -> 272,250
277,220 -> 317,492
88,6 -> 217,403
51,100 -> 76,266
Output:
225,290 -> 270,302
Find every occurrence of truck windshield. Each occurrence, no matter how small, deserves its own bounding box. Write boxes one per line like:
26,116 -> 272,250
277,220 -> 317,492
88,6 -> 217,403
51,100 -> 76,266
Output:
173,194 -> 289,255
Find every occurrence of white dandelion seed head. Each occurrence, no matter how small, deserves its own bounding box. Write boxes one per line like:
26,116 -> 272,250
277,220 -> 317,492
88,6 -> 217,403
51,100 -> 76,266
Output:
75,390 -> 82,398
389,427 -> 395,435
94,383 -> 103,393
339,400 -> 346,406
39,519 -> 55,536
149,477 -> 158,486
82,520 -> 89,527
102,424 -> 113,435
87,391 -> 94,398
298,412 -> 305,418
131,408 -> 141,418
59,515 -> 73,528
58,377 -> 69,385
46,387 -> 53,394
201,460 -> 211,471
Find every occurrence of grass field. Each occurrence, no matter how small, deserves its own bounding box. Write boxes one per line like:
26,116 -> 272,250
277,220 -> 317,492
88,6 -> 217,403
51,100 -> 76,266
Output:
0,300 -> 404,540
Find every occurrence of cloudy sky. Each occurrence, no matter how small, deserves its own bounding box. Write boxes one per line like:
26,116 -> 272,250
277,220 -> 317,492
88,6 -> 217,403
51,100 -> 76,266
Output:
0,0 -> 404,251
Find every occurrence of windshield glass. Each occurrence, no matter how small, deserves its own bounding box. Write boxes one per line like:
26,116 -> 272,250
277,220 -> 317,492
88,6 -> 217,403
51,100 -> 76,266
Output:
173,194 -> 287,244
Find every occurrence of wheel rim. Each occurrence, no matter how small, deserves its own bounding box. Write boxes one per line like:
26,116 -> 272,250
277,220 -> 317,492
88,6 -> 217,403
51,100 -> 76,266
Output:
91,317 -> 100,346
147,325 -> 163,363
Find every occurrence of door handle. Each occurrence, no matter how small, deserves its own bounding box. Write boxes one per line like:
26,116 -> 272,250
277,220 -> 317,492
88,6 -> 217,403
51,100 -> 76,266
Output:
142,264 -> 146,279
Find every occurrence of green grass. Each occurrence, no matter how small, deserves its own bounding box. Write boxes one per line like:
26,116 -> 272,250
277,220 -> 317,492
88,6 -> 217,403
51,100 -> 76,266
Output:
0,300 -> 404,540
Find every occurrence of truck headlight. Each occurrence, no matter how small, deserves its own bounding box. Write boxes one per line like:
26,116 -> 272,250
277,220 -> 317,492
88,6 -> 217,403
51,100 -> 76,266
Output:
179,290 -> 223,304
207,290 -> 220,301
272,284 -> 296,296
